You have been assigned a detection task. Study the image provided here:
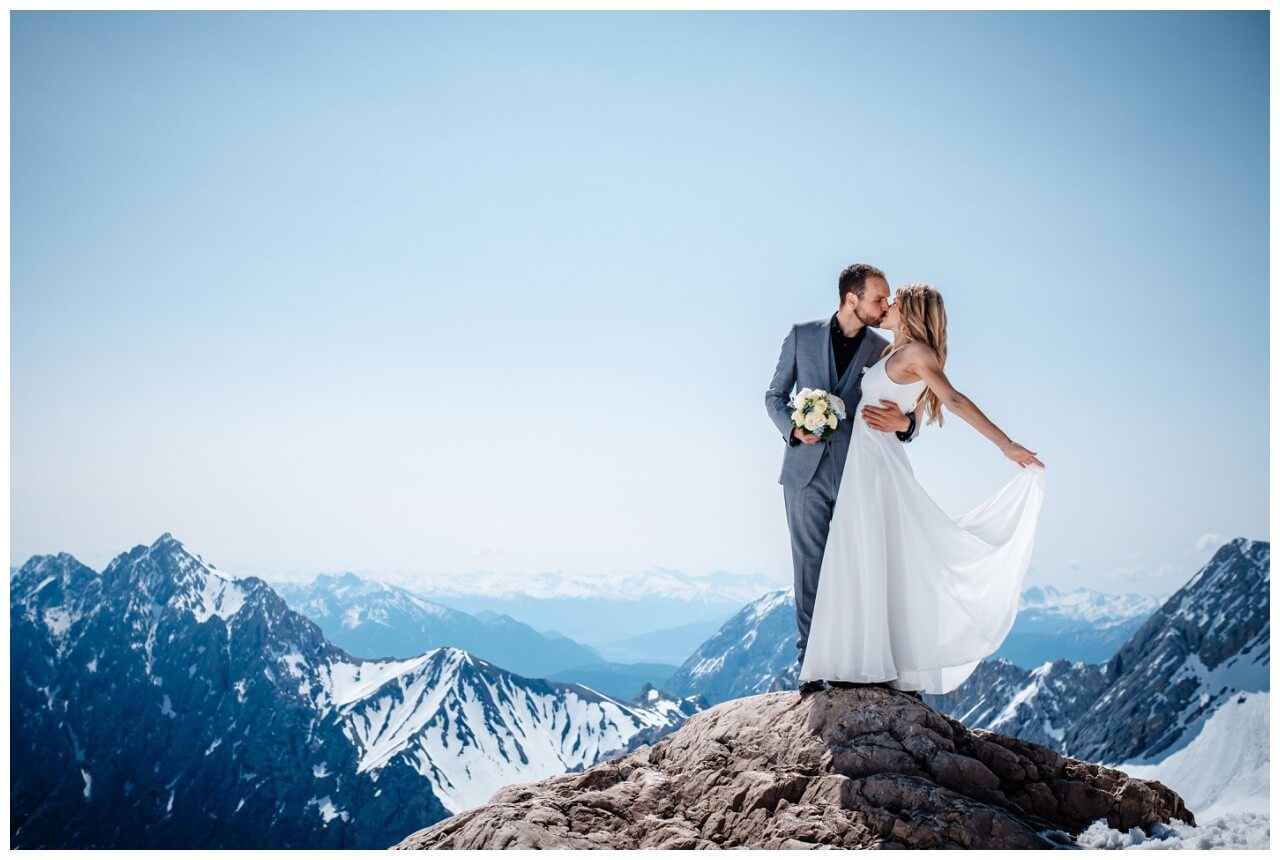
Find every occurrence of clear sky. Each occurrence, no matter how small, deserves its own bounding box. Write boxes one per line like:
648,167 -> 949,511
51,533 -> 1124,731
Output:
11,11 -> 1269,598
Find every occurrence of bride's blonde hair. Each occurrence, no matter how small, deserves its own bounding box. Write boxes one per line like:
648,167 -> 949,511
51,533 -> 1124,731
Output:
893,283 -> 948,427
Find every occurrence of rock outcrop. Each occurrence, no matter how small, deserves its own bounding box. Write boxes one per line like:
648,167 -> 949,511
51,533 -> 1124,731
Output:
394,686 -> 1195,850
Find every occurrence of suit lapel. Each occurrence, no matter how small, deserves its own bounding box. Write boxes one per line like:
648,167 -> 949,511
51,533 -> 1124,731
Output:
822,321 -> 838,391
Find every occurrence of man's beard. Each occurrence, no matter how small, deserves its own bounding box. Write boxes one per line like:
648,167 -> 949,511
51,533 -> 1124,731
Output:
855,306 -> 886,327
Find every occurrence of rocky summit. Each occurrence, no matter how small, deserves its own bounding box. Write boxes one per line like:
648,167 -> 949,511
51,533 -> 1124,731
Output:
394,686 -> 1195,850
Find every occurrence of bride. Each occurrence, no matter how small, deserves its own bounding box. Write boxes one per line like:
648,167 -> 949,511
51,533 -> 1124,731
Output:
798,283 -> 1046,695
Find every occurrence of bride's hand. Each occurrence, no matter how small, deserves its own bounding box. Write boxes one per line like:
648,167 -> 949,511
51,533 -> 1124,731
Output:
1002,442 -> 1044,468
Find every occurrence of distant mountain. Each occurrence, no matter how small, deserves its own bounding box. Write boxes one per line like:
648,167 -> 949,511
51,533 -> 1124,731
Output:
922,657 -> 1111,751
270,573 -> 603,678
546,661 -> 680,701
1066,539 -> 1269,765
405,566 -> 781,603
994,585 -> 1164,667
664,589 -> 795,705
427,594 -> 742,658
596,618 -> 735,665
11,534 -> 703,849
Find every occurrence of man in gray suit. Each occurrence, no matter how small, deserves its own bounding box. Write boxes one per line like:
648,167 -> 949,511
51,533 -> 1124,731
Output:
765,263 -> 921,695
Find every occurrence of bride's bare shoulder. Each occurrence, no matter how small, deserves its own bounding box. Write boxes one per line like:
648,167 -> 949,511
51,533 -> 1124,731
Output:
900,341 -> 940,366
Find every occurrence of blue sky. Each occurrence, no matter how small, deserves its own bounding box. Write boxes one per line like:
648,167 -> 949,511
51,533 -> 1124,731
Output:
11,11 -> 1268,598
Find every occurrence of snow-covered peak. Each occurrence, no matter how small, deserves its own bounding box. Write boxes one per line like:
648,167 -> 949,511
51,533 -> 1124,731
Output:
748,588 -> 793,621
1181,537 -> 1269,596
305,645 -> 699,812
1017,584 -> 1163,625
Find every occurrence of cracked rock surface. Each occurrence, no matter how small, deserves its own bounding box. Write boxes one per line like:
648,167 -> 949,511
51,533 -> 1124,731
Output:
394,687 -> 1195,849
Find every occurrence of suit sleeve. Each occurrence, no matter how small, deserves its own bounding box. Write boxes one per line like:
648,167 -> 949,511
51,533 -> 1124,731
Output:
765,324 -> 799,445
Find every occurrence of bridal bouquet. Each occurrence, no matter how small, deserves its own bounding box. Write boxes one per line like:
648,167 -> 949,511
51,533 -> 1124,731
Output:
789,388 -> 847,440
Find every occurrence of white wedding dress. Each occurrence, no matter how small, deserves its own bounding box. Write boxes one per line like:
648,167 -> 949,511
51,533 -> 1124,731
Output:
799,344 -> 1046,694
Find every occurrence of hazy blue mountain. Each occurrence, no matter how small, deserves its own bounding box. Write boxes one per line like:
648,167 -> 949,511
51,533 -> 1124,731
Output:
11,534 -> 703,850
596,618 -> 737,664
546,661 -> 679,700
429,594 -> 741,657
270,573 -> 603,678
664,589 -> 795,705
992,584 -> 1165,668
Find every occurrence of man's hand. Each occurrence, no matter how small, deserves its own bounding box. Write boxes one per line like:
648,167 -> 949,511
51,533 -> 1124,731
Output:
862,399 -> 911,434
792,427 -> 822,444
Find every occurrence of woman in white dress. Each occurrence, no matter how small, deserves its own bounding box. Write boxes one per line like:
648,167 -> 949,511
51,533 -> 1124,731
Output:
799,283 -> 1046,695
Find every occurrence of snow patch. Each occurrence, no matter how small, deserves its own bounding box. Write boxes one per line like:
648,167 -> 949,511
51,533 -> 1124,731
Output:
190,569 -> 247,624
43,606 -> 75,637
1106,691 -> 1270,822
306,795 -> 349,824
1075,813 -> 1269,850
322,650 -> 440,708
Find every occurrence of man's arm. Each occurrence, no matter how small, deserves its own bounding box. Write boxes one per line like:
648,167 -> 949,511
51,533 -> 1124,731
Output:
862,399 -> 921,442
896,408 -> 921,443
765,324 -> 800,445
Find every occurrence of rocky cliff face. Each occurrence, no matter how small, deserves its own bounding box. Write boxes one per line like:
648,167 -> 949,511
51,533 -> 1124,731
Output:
1065,539 -> 1269,765
926,656 -> 1111,751
394,686 -> 1194,850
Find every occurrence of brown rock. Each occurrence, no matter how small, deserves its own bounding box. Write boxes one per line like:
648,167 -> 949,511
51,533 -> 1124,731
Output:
393,687 -> 1196,850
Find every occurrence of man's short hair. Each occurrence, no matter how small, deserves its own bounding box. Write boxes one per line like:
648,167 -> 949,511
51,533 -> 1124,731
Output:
838,263 -> 887,304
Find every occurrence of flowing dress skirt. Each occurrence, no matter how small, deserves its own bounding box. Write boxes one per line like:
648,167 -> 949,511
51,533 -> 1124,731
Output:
798,416 -> 1046,694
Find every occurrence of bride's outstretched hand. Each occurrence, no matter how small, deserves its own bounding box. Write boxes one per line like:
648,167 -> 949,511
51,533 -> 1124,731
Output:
1002,442 -> 1044,469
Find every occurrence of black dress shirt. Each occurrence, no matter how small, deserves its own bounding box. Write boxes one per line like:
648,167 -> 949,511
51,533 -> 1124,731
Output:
789,313 -> 916,445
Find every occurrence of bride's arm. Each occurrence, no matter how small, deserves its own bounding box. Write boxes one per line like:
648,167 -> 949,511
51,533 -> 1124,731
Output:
909,350 -> 1045,468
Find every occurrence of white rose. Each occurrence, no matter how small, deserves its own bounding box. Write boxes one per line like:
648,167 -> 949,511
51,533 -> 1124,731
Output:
812,398 -> 828,414
791,408 -> 804,425
826,412 -> 837,429
803,411 -> 826,431
828,395 -> 846,418
796,387 -> 813,402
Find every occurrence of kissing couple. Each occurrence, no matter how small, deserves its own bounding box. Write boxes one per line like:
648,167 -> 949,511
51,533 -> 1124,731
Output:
765,262 -> 1046,698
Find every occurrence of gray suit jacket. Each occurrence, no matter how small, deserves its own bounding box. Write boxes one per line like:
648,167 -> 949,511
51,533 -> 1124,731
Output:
765,318 -> 921,488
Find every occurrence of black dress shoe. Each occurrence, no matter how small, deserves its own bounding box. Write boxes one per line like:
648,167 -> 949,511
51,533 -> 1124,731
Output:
798,679 -> 826,695
827,680 -> 859,689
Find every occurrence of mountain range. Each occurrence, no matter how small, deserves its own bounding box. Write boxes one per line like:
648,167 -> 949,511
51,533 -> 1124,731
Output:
11,532 -> 1265,846
270,573 -> 603,676
270,572 -> 681,699
11,534 -> 703,849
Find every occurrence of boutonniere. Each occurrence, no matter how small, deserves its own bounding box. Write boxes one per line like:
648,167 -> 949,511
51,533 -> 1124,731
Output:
860,366 -> 869,375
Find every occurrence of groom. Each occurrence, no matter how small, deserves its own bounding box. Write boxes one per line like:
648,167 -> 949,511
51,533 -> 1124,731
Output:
764,262 -> 921,696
